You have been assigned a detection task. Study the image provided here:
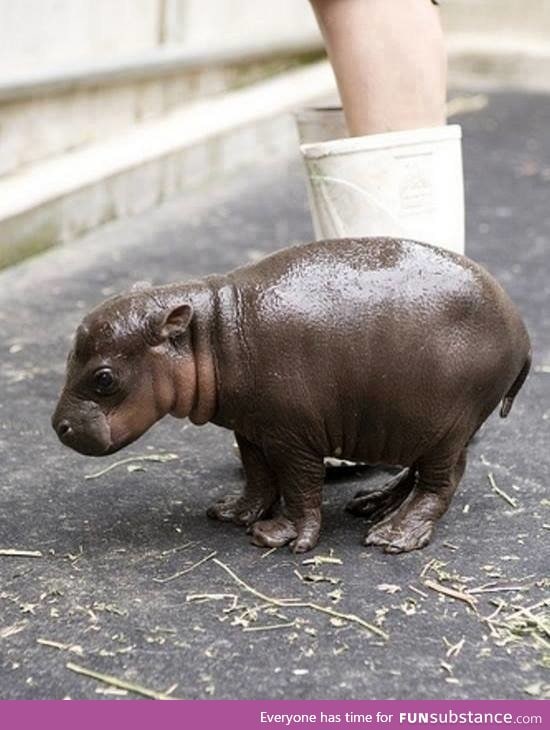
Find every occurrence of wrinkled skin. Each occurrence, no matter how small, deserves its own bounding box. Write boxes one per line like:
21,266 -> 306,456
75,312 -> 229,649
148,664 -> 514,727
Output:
53,238 -> 531,553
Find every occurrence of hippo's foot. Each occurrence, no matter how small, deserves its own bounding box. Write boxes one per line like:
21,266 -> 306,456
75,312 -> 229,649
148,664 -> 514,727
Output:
249,512 -> 321,553
346,468 -> 415,521
206,493 -> 276,527
364,485 -> 444,553
365,451 -> 467,553
365,513 -> 434,553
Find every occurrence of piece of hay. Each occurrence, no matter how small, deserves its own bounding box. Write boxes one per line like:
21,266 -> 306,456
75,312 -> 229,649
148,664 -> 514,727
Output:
85,453 -> 178,480
66,662 -> 176,700
487,472 -> 518,508
213,557 -> 388,640
0,549 -> 42,557
424,579 -> 478,611
154,551 -> 217,584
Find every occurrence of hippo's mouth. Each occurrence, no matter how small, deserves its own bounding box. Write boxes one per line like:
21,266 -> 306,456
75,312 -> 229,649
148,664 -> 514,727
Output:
72,427 -> 141,457
57,436 -> 115,457
61,433 -> 136,457
99,433 -> 139,457
71,421 -> 154,457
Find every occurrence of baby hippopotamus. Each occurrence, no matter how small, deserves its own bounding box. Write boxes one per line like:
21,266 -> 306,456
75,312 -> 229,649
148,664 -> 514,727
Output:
52,238 -> 531,553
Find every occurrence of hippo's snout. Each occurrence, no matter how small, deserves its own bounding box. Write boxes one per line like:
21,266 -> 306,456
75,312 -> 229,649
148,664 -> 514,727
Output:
52,397 -> 112,456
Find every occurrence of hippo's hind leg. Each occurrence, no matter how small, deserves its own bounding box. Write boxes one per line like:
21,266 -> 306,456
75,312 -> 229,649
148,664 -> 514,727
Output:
346,468 -> 416,521
366,449 -> 467,553
249,444 -> 325,553
207,433 -> 279,526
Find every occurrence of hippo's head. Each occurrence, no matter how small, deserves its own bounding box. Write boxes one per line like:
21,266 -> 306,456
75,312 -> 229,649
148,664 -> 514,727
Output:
52,285 -> 196,456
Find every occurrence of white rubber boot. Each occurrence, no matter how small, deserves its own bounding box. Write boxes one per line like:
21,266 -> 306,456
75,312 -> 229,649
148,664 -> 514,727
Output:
296,107 -> 465,255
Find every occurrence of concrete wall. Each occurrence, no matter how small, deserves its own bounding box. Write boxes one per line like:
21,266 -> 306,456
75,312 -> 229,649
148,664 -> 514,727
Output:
0,62 -> 307,179
162,0 -> 320,51
0,0 -> 319,77
0,0 -> 162,75
441,0 -> 550,40
3,0 -> 549,80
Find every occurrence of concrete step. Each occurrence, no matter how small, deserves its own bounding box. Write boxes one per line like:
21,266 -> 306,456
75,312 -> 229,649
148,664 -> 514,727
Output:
0,61 -> 335,269
0,40 -> 321,180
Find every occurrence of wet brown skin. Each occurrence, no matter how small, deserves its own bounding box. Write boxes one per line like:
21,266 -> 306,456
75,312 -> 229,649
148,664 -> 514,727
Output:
52,237 -> 531,553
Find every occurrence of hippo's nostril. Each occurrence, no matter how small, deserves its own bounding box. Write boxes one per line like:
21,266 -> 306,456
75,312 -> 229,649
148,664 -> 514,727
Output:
57,420 -> 73,439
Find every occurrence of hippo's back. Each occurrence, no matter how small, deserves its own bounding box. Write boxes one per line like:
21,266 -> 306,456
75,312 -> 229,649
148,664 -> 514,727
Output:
228,237 -> 513,333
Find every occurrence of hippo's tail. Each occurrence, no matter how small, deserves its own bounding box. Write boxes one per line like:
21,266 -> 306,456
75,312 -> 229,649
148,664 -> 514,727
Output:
500,350 -> 532,418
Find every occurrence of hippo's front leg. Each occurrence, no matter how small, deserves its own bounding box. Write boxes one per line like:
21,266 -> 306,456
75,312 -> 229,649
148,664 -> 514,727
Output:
250,443 -> 325,553
207,433 -> 279,526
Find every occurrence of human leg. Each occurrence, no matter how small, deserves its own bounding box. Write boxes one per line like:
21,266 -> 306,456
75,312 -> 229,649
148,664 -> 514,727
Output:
309,0 -> 446,135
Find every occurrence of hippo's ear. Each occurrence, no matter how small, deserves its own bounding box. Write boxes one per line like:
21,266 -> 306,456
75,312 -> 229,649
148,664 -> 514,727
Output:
149,304 -> 193,344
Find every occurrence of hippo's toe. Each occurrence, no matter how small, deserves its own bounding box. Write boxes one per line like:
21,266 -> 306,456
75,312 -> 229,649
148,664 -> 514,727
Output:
249,516 -> 298,548
365,516 -> 434,553
207,494 -> 270,526
249,511 -> 321,552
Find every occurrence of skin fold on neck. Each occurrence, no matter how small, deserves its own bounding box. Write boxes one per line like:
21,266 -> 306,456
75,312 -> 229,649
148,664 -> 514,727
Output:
161,283 -> 218,426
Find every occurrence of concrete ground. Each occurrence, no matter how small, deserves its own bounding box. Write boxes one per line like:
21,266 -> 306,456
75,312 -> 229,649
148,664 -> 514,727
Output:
0,89 -> 549,700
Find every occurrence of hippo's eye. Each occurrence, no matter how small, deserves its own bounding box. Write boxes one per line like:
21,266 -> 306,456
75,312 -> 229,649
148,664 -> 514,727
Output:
93,368 -> 117,396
